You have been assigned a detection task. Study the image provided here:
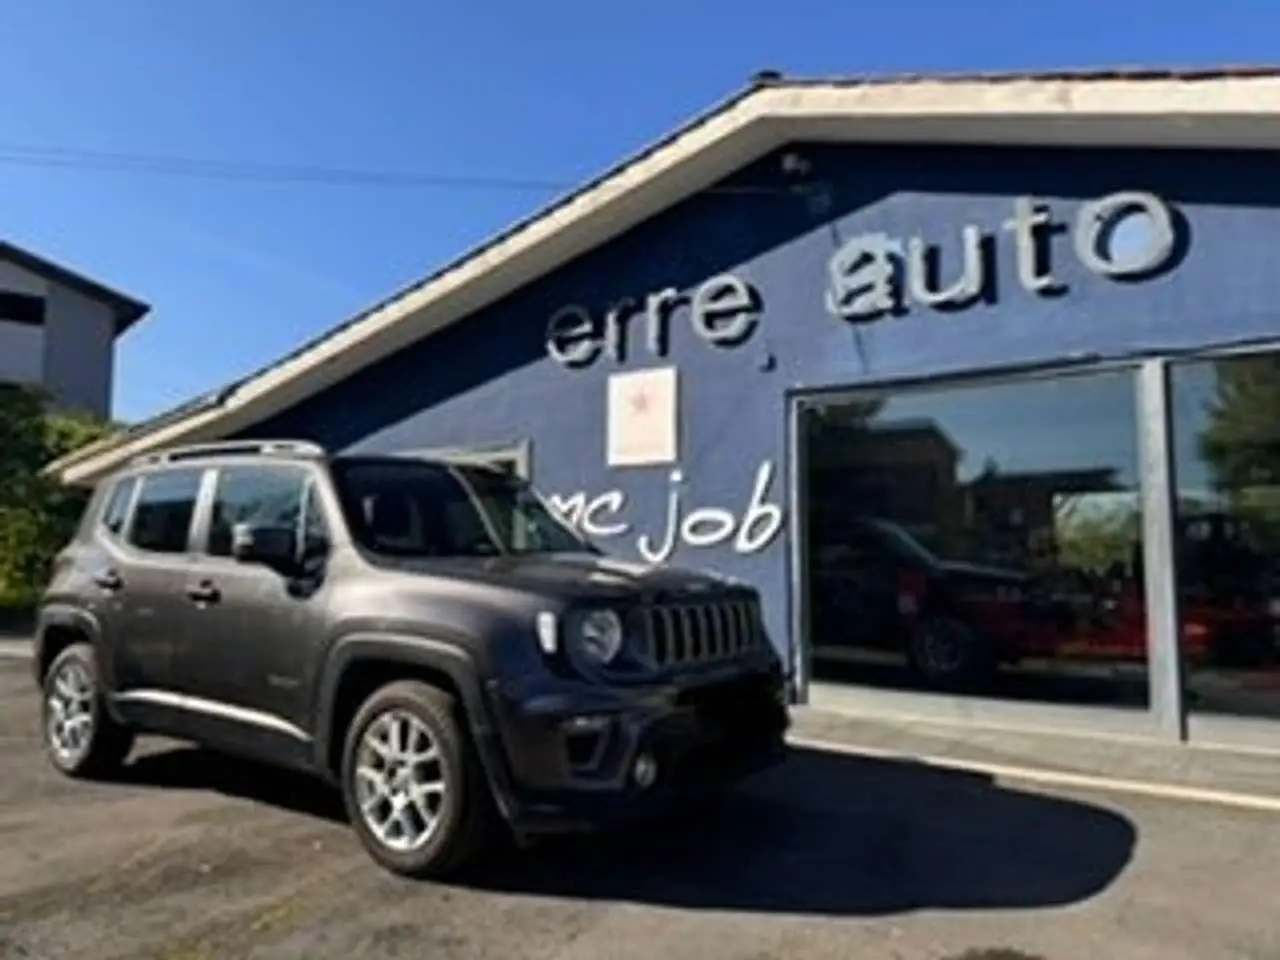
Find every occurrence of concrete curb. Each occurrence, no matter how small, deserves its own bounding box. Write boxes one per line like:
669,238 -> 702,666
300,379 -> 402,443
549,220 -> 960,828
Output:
790,734 -> 1280,814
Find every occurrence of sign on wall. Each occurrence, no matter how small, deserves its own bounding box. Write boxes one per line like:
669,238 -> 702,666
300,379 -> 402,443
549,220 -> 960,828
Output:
545,273 -> 761,369
535,187 -> 1186,567
824,190 -> 1184,323
546,459 -> 785,565
542,190 -> 1186,364
607,366 -> 679,467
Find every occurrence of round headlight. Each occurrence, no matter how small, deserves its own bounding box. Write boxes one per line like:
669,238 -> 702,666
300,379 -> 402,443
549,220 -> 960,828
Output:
572,609 -> 624,665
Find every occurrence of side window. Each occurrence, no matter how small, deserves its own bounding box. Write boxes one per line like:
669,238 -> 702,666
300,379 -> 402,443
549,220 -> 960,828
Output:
206,465 -> 309,557
127,469 -> 203,554
99,476 -> 138,538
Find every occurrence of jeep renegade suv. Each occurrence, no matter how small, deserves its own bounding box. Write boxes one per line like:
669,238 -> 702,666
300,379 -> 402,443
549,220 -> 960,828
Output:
34,440 -> 789,878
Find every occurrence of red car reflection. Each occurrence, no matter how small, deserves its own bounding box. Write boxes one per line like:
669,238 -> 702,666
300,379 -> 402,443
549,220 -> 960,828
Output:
811,513 -> 1280,692
811,518 -> 1062,689
1060,513 -> 1280,668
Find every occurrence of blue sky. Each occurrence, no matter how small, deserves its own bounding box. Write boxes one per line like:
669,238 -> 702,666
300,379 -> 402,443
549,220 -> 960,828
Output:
0,0 -> 1272,423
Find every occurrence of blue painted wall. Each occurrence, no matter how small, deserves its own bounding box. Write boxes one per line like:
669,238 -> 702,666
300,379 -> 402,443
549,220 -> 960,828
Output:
242,143 -> 1280,675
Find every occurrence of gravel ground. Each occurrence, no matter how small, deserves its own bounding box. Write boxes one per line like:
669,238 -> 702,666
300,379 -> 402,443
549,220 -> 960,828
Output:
1,657 -> 1278,959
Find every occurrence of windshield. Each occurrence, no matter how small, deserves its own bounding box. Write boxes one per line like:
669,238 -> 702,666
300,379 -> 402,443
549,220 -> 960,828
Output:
331,458 -> 594,558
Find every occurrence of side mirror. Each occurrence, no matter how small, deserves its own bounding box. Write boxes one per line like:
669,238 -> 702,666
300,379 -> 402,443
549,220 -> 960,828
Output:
230,522 -> 298,571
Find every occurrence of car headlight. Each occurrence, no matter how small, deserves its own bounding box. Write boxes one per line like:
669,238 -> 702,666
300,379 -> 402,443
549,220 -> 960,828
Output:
569,609 -> 625,665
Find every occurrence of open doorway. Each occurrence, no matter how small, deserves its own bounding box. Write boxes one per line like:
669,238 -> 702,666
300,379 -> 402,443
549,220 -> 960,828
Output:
797,368 -> 1154,713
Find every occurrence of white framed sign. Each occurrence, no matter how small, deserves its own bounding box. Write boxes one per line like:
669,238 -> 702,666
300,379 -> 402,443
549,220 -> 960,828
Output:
606,366 -> 678,467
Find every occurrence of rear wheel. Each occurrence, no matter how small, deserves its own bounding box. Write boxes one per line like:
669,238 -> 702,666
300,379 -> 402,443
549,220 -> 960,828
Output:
41,642 -> 134,778
906,616 -> 994,691
340,680 -> 498,879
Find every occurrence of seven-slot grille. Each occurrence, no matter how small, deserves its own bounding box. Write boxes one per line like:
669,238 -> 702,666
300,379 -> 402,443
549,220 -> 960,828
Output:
636,597 -> 763,668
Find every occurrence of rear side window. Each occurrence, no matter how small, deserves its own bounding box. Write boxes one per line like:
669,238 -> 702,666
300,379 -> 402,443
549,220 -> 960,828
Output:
205,464 -> 310,556
98,476 -> 139,538
127,468 -> 203,554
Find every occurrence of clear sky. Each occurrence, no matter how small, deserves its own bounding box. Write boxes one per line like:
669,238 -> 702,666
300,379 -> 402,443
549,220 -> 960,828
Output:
0,0 -> 1272,423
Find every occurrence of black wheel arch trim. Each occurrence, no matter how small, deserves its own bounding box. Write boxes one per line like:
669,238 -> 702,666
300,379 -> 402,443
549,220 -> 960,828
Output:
313,631 -> 520,823
34,604 -> 102,684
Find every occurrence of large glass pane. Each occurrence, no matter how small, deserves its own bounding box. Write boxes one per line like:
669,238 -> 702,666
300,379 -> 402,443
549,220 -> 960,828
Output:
1169,353 -> 1280,720
127,468 -> 203,554
206,465 -> 309,556
804,368 -> 1149,709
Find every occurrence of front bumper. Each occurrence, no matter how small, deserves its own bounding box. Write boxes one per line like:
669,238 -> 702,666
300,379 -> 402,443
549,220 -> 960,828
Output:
481,654 -> 790,836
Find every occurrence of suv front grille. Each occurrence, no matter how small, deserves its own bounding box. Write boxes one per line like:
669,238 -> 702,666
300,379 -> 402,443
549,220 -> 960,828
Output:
635,598 -> 763,669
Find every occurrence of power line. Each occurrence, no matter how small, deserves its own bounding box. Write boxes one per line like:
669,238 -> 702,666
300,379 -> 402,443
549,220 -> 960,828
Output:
0,141 -> 572,192
0,140 -> 797,196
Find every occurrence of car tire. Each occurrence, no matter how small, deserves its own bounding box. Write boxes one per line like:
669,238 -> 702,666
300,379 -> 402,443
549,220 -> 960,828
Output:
906,615 -> 994,691
340,679 -> 498,879
41,642 -> 135,779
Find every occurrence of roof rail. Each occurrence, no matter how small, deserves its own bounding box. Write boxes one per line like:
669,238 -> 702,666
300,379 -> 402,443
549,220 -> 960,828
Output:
129,439 -> 327,467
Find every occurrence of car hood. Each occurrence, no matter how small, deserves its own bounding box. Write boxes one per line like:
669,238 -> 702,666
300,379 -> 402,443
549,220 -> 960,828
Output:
936,559 -> 1032,585
373,551 -> 747,602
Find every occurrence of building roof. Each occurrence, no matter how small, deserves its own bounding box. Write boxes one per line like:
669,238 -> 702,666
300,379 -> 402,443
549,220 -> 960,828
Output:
0,241 -> 150,335
46,65 -> 1280,486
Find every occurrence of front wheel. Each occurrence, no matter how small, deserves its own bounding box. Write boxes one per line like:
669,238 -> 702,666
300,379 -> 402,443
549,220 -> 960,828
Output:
906,616 -> 994,691
340,680 -> 498,879
41,642 -> 134,778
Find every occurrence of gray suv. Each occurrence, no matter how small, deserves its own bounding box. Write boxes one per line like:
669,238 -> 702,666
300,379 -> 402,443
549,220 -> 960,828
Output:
33,440 -> 790,878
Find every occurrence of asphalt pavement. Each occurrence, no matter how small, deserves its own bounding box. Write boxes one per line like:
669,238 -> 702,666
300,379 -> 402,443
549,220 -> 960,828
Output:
1,657 -> 1278,959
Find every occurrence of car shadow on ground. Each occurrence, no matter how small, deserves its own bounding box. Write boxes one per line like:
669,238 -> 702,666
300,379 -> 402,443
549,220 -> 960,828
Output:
463,746 -> 1137,915
111,745 -> 349,823
113,743 -> 1136,917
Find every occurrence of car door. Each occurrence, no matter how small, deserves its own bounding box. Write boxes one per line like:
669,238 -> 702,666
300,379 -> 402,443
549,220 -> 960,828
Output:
171,462 -> 333,747
105,466 -> 206,702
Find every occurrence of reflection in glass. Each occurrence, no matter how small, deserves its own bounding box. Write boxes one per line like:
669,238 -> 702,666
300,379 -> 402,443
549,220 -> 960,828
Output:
1170,354 -> 1280,720
804,369 -> 1149,709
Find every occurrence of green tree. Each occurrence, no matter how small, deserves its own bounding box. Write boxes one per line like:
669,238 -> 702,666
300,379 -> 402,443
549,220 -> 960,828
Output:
1056,505 -> 1141,576
1198,354 -> 1280,494
0,386 -> 118,608
1197,354 -> 1280,546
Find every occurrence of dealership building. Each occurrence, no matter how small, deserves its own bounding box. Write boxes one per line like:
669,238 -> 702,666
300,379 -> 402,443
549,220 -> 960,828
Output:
52,69 -> 1280,752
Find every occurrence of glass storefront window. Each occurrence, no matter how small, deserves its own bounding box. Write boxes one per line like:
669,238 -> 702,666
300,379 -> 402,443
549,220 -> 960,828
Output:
803,367 -> 1149,709
1169,353 -> 1280,720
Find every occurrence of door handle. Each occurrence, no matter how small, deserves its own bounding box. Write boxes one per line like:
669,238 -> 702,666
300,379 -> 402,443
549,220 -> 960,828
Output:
93,569 -> 123,591
186,580 -> 221,604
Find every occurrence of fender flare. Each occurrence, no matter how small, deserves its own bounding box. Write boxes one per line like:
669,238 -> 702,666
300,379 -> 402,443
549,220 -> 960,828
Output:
33,604 -> 102,685
312,632 -> 518,820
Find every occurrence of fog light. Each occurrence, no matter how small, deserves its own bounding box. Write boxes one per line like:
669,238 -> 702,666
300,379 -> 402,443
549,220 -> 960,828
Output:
564,714 -> 610,732
633,752 -> 659,789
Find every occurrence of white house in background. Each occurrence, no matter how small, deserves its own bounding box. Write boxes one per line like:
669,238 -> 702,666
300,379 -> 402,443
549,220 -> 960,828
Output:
0,240 -> 149,419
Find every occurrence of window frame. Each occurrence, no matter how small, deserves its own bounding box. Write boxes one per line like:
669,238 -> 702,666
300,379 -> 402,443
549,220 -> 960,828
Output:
95,474 -> 141,542
786,344 -> 1280,751
789,357 -> 1159,738
1160,343 -> 1280,748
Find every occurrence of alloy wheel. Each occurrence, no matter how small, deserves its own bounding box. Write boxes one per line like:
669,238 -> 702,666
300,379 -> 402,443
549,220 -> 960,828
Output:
353,709 -> 448,853
46,659 -> 96,766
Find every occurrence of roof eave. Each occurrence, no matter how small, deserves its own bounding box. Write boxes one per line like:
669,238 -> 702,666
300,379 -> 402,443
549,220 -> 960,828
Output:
111,299 -> 152,336
0,241 -> 151,337
48,73 -> 1280,486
